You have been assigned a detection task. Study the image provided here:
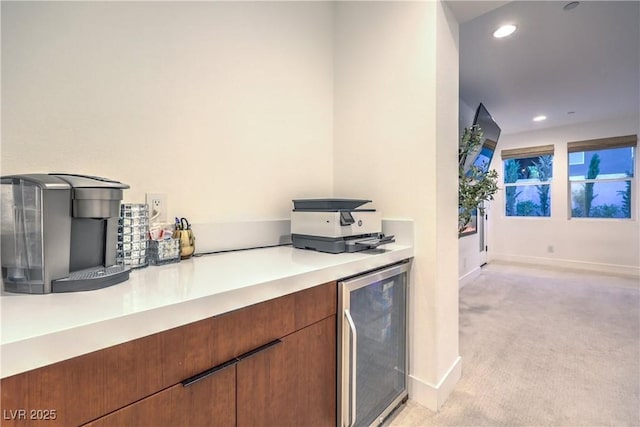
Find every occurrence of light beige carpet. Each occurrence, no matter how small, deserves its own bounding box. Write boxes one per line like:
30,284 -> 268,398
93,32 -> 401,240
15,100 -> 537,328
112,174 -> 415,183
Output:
387,262 -> 640,427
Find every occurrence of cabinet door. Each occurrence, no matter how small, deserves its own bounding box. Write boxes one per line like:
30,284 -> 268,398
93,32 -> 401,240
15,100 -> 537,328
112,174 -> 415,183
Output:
237,315 -> 336,427
83,363 -> 236,427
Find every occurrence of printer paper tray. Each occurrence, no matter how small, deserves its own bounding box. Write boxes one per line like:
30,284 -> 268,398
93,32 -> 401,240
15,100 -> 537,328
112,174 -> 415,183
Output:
291,233 -> 395,254
346,234 -> 395,249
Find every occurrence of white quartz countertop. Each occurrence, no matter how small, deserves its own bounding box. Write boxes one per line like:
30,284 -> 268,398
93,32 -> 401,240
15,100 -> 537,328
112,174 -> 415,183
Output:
0,244 -> 412,379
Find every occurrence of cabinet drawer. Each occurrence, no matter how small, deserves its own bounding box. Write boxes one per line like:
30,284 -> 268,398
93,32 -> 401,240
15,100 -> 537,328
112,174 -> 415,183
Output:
177,291 -> 296,379
82,363 -> 236,427
294,281 -> 337,330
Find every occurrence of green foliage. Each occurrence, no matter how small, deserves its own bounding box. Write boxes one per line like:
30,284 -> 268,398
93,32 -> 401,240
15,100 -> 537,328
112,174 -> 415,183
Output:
589,204 -> 620,218
572,185 -> 586,217
504,159 -> 521,216
516,200 -> 540,216
458,126 -> 499,234
537,189 -> 550,215
536,185 -> 550,216
617,172 -> 632,218
504,159 -> 520,184
534,155 -> 553,216
586,153 -> 600,179
534,155 -> 553,181
584,153 -> 600,217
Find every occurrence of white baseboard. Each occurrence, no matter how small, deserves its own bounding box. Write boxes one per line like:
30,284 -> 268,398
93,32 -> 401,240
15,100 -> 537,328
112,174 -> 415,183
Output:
408,356 -> 462,412
490,253 -> 640,280
459,267 -> 481,289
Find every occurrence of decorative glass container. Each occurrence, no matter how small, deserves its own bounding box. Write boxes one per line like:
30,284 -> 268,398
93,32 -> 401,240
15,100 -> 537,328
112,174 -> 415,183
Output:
117,203 -> 149,268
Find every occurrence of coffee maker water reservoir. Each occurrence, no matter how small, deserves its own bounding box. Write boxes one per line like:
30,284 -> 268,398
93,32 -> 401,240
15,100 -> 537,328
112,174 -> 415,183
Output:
1,174 -> 131,294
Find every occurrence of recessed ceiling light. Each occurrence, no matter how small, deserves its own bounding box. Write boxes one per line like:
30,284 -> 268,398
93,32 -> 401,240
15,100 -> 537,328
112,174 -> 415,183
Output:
563,2 -> 580,11
533,115 -> 547,122
493,24 -> 517,39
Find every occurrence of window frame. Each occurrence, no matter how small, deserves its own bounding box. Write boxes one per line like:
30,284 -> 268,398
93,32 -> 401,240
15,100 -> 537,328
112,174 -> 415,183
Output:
567,135 -> 637,220
501,145 -> 555,218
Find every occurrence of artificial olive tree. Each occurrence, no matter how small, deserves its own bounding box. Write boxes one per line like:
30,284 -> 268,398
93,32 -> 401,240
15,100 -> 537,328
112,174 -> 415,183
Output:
458,125 -> 499,234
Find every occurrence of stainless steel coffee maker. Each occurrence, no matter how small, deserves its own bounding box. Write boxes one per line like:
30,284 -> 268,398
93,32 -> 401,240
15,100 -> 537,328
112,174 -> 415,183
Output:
1,174 -> 131,294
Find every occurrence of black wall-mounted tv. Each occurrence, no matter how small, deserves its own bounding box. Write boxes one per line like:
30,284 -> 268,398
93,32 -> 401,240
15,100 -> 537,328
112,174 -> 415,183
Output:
464,102 -> 501,173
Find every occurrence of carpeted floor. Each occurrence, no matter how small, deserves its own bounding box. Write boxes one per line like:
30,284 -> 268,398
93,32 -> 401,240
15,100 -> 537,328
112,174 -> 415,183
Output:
386,262 -> 640,427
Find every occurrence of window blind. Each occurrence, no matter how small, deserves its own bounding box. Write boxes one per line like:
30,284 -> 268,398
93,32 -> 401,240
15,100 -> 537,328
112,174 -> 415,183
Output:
567,134 -> 637,153
501,144 -> 554,160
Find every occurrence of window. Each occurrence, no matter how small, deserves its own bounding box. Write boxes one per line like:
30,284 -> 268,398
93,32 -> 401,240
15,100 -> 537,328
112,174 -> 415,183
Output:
568,135 -> 637,219
568,152 -> 584,166
501,145 -> 554,217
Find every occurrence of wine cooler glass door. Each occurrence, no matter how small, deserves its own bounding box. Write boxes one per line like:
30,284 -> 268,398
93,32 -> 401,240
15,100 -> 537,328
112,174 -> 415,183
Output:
340,261 -> 409,427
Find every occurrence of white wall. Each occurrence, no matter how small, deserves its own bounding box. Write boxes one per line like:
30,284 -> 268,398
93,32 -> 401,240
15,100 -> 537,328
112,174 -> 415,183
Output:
489,114 -> 640,277
459,232 -> 483,283
1,1 -> 334,222
333,1 -> 460,410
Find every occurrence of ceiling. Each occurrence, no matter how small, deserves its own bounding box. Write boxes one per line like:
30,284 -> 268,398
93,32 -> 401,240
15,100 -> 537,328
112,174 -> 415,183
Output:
449,0 -> 640,135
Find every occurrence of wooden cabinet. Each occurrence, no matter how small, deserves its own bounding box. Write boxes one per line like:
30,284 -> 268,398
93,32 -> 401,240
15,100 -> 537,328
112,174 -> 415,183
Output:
237,316 -> 336,427
0,281 -> 336,427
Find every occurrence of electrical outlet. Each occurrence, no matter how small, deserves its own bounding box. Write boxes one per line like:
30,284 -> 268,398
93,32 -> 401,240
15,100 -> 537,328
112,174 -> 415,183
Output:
146,193 -> 167,223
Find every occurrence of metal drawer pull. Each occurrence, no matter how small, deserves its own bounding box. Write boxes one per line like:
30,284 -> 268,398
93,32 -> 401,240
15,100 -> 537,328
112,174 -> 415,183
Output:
181,358 -> 237,387
181,339 -> 282,387
237,339 -> 283,361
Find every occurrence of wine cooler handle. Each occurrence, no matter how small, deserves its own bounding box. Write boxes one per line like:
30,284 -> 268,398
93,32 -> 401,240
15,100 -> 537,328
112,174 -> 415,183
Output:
345,309 -> 357,427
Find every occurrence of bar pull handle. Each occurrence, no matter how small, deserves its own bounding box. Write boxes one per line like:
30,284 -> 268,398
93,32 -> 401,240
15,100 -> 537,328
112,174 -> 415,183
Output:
344,309 -> 357,427
236,338 -> 282,361
181,358 -> 237,387
182,339 -> 282,387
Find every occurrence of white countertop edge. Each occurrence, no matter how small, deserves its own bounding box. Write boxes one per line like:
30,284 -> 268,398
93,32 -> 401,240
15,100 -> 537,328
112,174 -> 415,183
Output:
1,245 -> 412,378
